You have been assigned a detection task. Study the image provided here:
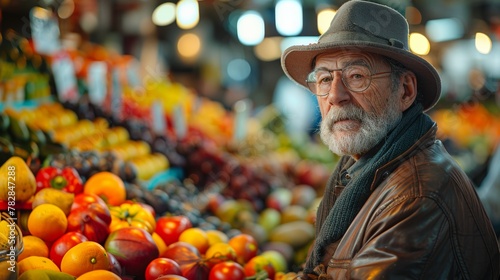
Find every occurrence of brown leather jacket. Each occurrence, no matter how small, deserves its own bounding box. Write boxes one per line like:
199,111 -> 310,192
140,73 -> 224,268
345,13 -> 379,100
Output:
299,125 -> 500,280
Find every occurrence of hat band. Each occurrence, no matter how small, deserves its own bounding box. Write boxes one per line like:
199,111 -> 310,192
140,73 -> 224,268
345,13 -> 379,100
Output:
319,30 -> 407,51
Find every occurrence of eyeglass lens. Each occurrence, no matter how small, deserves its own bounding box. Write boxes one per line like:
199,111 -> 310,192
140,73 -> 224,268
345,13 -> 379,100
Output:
306,65 -> 373,95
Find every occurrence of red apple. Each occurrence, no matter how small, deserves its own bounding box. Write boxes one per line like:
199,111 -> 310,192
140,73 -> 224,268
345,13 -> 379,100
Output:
108,252 -> 123,276
162,241 -> 200,267
66,202 -> 111,244
105,227 -> 159,278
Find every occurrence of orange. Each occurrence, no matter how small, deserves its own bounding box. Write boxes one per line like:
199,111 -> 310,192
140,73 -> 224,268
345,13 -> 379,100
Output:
18,235 -> 49,261
152,232 -> 168,256
76,269 -> 121,280
83,171 -> 126,206
18,256 -> 60,276
206,229 -> 229,246
178,227 -> 210,254
60,241 -> 110,277
27,204 -> 68,242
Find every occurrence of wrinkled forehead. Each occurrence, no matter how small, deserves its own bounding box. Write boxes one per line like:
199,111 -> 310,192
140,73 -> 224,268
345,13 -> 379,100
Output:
313,50 -> 388,68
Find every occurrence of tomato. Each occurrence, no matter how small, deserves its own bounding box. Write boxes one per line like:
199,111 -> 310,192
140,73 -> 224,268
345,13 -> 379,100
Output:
49,231 -> 88,268
244,255 -> 276,280
155,215 -> 192,246
145,258 -> 182,280
228,234 -> 258,264
209,261 -> 246,280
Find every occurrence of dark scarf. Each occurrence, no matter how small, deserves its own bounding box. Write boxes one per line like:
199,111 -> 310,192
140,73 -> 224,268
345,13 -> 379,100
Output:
304,103 -> 434,275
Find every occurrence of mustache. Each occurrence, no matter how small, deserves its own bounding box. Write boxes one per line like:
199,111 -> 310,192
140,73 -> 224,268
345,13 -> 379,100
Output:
325,105 -> 367,123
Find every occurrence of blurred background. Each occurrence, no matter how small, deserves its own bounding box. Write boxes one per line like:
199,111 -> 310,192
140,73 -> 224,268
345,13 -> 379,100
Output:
1,0 -> 499,183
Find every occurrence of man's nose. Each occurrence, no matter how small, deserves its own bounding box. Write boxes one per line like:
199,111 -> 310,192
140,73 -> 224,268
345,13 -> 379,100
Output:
326,71 -> 351,106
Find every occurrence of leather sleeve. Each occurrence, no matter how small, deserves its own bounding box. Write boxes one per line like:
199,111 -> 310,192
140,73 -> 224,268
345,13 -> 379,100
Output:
329,195 -> 455,279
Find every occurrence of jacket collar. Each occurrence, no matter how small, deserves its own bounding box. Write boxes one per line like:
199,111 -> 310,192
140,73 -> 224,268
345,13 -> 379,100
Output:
369,123 -> 438,191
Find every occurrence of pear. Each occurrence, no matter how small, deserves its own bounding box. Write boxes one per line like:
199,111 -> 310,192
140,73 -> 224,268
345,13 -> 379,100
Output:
0,156 -> 36,202
31,188 -> 74,216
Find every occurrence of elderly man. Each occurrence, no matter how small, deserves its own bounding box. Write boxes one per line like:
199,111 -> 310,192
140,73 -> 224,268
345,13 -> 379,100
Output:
281,0 -> 500,279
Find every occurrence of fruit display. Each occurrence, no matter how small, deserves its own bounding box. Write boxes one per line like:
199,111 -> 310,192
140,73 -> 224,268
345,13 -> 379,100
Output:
431,101 -> 500,176
0,133 -> 322,279
0,77 -> 328,278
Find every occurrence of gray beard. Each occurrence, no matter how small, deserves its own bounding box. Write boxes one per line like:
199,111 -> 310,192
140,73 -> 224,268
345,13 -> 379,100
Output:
319,97 -> 402,157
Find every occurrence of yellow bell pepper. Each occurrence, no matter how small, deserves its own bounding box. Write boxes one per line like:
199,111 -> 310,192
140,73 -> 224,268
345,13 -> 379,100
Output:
109,201 -> 156,233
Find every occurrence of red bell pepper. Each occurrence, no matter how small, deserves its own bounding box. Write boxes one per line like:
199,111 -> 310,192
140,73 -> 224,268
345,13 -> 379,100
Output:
35,166 -> 84,194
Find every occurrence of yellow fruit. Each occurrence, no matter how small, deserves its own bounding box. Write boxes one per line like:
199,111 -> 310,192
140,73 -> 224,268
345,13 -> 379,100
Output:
0,156 -> 37,202
206,229 -> 229,246
178,227 -> 210,254
76,269 -> 121,280
205,242 -> 237,267
17,256 -> 60,276
260,250 -> 288,272
18,235 -> 49,261
27,204 -> 68,243
152,232 -> 167,256
31,188 -> 75,216
17,269 -> 76,280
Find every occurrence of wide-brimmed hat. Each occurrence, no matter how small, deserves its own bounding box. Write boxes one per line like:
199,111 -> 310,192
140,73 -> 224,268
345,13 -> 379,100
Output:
281,0 -> 441,111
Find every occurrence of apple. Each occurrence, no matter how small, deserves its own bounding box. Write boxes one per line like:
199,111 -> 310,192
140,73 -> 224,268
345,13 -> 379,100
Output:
162,241 -> 200,267
71,193 -> 108,211
258,208 -> 281,233
105,227 -> 159,278
108,252 -> 123,276
266,188 -> 292,212
66,202 -> 111,244
291,184 -> 317,208
244,255 -> 276,279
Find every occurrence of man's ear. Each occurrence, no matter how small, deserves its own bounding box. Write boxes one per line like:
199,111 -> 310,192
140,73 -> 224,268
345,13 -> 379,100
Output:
399,71 -> 418,111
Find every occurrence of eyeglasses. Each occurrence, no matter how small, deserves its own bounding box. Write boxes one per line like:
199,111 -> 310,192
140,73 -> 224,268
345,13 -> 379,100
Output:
305,65 -> 392,97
